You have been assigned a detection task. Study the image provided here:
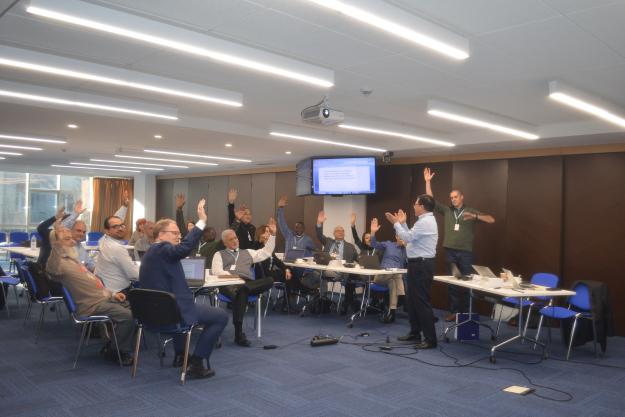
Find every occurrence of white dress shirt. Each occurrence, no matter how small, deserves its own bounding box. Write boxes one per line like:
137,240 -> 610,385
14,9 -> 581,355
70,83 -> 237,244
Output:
211,235 -> 275,276
95,234 -> 139,292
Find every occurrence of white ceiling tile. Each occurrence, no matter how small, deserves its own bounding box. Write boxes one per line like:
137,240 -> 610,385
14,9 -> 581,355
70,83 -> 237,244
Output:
564,2 -> 625,57
541,0 -> 625,14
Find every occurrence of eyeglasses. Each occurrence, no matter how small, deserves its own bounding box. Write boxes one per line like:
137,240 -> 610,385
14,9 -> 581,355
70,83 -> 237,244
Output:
110,224 -> 126,229
161,230 -> 181,236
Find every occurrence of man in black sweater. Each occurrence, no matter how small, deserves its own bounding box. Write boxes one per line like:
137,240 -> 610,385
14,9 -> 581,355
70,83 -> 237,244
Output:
227,188 -> 256,250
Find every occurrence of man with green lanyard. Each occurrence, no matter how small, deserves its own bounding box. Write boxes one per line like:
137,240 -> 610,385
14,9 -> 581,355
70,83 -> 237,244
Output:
424,167 -> 495,322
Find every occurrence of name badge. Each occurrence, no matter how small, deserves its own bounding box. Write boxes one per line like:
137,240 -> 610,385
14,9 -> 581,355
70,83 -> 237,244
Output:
454,223 -> 460,231
230,265 -> 236,271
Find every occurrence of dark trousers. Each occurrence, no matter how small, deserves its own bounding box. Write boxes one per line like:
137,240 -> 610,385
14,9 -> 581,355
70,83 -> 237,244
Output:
220,277 -> 274,325
445,248 -> 473,313
173,305 -> 228,359
91,300 -> 136,353
406,258 -> 437,345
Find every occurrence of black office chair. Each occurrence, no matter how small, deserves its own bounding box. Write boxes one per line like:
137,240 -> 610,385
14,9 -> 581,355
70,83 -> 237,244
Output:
127,288 -> 195,385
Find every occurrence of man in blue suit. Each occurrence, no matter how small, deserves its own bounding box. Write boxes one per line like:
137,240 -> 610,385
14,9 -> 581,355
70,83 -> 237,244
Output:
140,199 -> 228,379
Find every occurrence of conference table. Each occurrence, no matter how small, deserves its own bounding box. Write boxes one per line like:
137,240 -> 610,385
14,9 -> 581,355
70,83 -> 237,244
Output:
434,275 -> 575,362
3,246 -> 40,259
285,260 -> 407,327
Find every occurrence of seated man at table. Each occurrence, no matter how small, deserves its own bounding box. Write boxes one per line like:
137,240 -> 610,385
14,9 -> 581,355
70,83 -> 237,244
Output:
47,225 -> 135,365
315,210 -> 358,315
211,224 -> 275,347
140,199 -> 228,378
369,218 -> 407,323
95,191 -> 138,293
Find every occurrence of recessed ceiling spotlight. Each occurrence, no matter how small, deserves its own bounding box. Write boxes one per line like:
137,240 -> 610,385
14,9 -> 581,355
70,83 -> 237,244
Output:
285,151 -> 292,155
153,134 -> 162,139
67,123 -> 78,129
224,143 -> 232,147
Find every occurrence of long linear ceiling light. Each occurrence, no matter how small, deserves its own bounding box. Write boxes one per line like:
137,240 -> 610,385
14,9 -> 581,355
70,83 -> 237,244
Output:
144,149 -> 252,163
301,0 -> 469,60
549,81 -> 625,129
339,123 -> 455,147
115,155 -> 218,166
270,131 -> 386,152
0,132 -> 66,144
27,0 -> 334,88
0,80 -> 178,120
0,151 -> 22,156
0,46 -> 243,107
52,164 -> 141,173
0,144 -> 43,151
70,162 -> 163,171
427,99 -> 539,140
91,158 -> 188,169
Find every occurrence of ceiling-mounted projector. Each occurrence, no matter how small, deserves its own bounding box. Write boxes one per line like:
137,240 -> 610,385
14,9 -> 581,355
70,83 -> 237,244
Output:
301,96 -> 344,126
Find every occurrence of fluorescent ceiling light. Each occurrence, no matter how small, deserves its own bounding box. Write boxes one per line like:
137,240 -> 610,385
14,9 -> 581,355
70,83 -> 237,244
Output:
339,124 -> 455,147
66,124 -> 78,129
302,0 -> 469,60
270,131 -> 386,152
427,100 -> 539,140
0,133 -> 66,144
0,46 -> 243,107
0,151 -> 22,156
51,164 -> 140,173
549,81 -> 625,129
0,87 -> 177,120
0,157 -> 5,160
70,162 -> 163,171
91,158 -> 188,169
27,0 -> 334,88
115,154 -> 218,166
144,149 -> 252,163
0,143 -> 43,150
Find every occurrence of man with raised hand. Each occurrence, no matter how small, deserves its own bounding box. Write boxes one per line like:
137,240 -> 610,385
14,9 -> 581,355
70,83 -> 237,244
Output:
227,188 -> 255,250
276,195 -> 315,258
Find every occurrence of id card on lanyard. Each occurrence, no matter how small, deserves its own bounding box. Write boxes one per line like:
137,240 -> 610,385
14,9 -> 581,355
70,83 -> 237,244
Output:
228,250 -> 239,271
453,208 -> 464,232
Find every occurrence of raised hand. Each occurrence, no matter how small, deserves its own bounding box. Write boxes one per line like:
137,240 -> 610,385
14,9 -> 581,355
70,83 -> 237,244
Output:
396,209 -> 407,224
267,217 -> 277,235
350,212 -> 356,226
175,193 -> 185,209
463,211 -> 477,221
277,195 -> 288,208
384,212 -> 398,224
317,210 -> 327,225
228,188 -> 238,204
197,198 -> 207,223
285,269 -> 292,280
424,167 -> 435,182
370,218 -> 381,233
55,206 -> 66,220
73,200 -> 87,215
122,189 -> 130,206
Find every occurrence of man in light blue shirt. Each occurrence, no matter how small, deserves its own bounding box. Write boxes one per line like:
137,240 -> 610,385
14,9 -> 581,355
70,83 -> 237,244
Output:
276,196 -> 315,258
386,194 -> 438,349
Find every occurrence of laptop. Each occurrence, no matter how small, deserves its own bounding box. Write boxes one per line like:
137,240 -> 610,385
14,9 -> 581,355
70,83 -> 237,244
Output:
313,251 -> 332,265
471,264 -> 497,278
358,254 -> 380,270
285,248 -> 305,262
182,257 -> 206,287
502,268 -> 533,289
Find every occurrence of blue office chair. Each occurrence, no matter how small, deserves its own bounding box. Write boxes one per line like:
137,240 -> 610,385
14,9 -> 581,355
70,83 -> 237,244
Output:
17,262 -> 64,341
84,240 -> 100,247
128,288 -> 195,385
0,232 -> 8,246
216,269 -> 263,337
87,232 -> 104,242
62,286 -> 124,368
495,272 -> 559,336
9,231 -> 29,245
0,272 -> 21,319
536,282 -> 597,360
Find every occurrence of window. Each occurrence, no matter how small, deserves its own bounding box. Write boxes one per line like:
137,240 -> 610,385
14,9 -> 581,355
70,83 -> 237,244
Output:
29,174 -> 58,190
28,191 -> 58,225
0,172 -> 27,227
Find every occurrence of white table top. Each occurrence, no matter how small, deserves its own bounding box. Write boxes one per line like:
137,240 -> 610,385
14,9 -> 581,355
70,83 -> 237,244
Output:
3,246 -> 39,258
284,261 -> 406,276
434,275 -> 575,298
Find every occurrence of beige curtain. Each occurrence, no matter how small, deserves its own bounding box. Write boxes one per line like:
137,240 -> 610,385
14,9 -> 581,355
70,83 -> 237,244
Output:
90,177 -> 133,239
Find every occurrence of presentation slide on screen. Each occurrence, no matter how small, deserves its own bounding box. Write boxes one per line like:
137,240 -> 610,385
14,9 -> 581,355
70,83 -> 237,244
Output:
313,158 -> 375,194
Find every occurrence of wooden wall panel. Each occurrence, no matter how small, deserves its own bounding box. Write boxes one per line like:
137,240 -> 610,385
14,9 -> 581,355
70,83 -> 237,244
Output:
304,195 -> 324,249
205,176 -> 230,232
563,153 -> 625,334
250,172 -> 276,231
503,157 -> 563,279
155,178 -> 174,221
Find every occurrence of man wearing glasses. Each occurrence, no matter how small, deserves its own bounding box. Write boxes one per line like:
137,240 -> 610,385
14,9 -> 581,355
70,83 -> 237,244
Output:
95,194 -> 137,293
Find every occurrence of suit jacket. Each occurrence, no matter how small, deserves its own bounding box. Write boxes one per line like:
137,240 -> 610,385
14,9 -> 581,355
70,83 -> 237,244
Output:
315,225 -> 358,263
139,225 -> 203,326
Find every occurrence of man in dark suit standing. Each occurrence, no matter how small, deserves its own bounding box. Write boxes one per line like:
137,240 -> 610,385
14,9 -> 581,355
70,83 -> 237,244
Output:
140,199 -> 228,379
315,210 -> 359,315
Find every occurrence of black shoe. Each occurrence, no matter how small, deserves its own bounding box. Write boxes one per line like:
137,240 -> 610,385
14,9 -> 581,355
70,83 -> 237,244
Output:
339,305 -> 348,316
101,346 -> 133,366
186,356 -> 215,379
381,309 -> 396,324
397,333 -> 420,342
235,333 -> 252,347
172,353 -> 191,367
414,341 -> 436,349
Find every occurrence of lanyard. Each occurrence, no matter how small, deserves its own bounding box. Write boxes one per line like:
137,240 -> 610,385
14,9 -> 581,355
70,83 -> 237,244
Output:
198,242 -> 207,251
453,208 -> 465,224
227,249 -> 239,264
293,235 -> 304,247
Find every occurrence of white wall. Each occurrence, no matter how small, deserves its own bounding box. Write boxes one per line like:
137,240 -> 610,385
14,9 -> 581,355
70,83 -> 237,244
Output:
133,174 -> 157,221
322,195 -> 366,246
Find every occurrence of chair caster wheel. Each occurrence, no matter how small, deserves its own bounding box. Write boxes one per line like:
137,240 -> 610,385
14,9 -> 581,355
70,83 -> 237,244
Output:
489,356 -> 496,364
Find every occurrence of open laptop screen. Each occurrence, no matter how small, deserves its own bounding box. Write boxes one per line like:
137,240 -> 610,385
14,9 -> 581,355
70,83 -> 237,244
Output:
181,257 -> 206,280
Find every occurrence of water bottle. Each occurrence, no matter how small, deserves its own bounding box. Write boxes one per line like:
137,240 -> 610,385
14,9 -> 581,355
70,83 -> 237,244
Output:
30,235 -> 37,250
